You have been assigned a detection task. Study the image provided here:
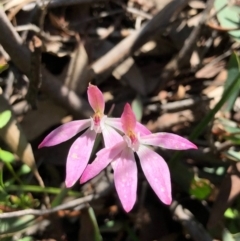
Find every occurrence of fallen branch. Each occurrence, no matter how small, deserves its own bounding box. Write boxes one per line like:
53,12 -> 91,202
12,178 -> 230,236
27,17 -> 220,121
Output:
171,201 -> 213,241
0,194 -> 95,219
4,0 -> 107,11
90,0 -> 190,81
26,35 -> 42,109
0,180 -> 113,219
0,7 -> 92,119
177,0 -> 215,66
158,0 -> 215,91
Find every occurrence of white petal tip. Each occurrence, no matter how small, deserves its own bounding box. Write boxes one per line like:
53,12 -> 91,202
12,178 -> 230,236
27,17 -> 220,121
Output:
38,141 -> 49,149
191,144 -> 198,150
65,180 -> 75,188
38,143 -> 44,149
161,197 -> 172,205
122,204 -> 134,213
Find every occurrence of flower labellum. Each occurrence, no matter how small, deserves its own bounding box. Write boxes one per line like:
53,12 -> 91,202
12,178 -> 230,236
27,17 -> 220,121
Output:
80,103 -> 197,212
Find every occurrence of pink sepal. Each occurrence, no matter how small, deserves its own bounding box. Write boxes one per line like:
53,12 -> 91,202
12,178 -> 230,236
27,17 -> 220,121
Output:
38,120 -> 90,148
65,128 -> 96,187
114,147 -> 137,212
87,85 -> 105,113
140,133 -> 197,150
121,103 -> 136,133
80,141 -> 125,183
102,124 -> 123,148
106,118 -> 151,136
137,145 -> 172,205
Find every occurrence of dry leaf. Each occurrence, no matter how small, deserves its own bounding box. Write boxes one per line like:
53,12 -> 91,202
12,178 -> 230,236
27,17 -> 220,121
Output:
172,85 -> 186,100
0,95 -> 44,187
20,99 -> 67,141
208,163 -> 240,229
93,41 -> 147,95
113,57 -> 146,95
188,1 -> 206,9
63,41 -> 89,95
195,61 -> 225,79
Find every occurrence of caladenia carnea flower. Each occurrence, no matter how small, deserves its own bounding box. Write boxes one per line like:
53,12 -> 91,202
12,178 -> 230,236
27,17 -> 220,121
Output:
80,103 -> 197,212
39,85 -> 130,188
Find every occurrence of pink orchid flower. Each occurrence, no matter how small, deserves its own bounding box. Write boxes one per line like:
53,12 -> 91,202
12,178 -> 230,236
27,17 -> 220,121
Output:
80,103 -> 197,212
38,85 -> 128,187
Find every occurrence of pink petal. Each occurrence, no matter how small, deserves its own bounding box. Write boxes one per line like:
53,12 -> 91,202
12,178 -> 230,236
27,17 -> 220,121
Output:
38,120 -> 90,148
114,148 -> 137,212
135,123 -> 151,136
106,118 -> 151,136
65,128 -> 97,187
102,123 -> 123,148
137,145 -> 172,205
80,141 -> 125,183
121,103 -> 136,134
140,133 -> 197,150
87,85 -> 105,113
104,118 -> 123,131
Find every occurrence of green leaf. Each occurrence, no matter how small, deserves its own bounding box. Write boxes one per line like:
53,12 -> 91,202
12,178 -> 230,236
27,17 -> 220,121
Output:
216,166 -> 226,175
0,110 -> 11,128
189,53 -> 240,141
203,166 -> 226,176
0,237 -> 12,241
124,222 -> 139,241
51,187 -> 68,207
223,126 -> 240,134
233,233 -> 240,241
0,149 -> 15,163
224,150 -> 240,161
88,206 -> 102,241
223,228 -> 236,241
18,237 -> 34,241
100,221 -> 123,232
225,208 -> 239,219
189,177 -> 212,200
4,184 -> 80,196
169,53 -> 240,194
215,0 -> 240,42
0,215 -> 36,235
0,95 -> 45,189
219,117 -> 238,128
0,62 -> 8,74
131,96 -> 143,121
17,164 -> 31,175
222,53 -> 240,112
225,136 -> 240,144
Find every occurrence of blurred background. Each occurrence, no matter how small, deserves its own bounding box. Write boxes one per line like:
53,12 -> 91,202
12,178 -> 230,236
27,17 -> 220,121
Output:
0,0 -> 240,240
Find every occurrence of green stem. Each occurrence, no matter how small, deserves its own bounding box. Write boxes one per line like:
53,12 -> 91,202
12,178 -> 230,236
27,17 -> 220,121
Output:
169,70 -> 240,168
88,206 -> 102,241
0,168 -> 4,188
5,162 -> 23,184
190,74 -> 240,141
4,184 -> 81,196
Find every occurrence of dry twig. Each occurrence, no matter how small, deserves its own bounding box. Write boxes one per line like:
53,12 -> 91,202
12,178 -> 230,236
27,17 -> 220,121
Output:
0,7 -> 92,118
26,36 -> 42,109
171,201 -> 213,241
157,0 -> 215,91
4,0 -> 107,10
0,194 -> 95,219
0,181 -> 113,219
90,0 -> 190,82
